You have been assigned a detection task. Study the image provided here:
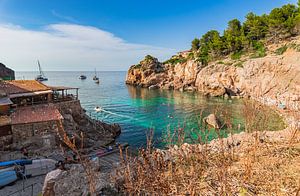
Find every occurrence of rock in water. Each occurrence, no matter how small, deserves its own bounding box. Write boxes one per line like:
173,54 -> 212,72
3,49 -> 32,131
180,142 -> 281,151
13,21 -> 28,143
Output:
203,114 -> 221,129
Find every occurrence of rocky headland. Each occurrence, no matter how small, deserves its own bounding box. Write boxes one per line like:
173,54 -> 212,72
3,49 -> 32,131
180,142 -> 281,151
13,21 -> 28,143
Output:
0,63 -> 15,80
126,37 -> 300,114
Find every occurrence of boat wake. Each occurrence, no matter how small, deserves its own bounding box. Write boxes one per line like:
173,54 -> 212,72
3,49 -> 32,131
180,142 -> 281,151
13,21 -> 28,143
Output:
97,108 -> 138,121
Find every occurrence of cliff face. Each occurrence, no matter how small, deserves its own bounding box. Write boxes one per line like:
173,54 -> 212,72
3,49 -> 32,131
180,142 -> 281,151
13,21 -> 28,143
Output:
0,63 -> 15,80
56,100 -> 121,148
126,38 -> 300,112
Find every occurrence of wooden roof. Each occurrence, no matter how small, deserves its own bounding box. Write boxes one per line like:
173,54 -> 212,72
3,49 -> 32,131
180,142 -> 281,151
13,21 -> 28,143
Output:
0,80 -> 51,95
11,104 -> 63,125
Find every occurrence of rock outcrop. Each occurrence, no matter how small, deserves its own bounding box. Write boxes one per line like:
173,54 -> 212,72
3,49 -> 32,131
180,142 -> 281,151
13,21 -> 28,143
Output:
0,63 -> 15,80
203,114 -> 221,129
126,38 -> 300,112
56,100 -> 121,148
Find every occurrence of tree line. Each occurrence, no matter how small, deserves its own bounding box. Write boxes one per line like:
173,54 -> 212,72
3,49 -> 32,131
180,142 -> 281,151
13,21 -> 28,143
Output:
191,1 -> 300,65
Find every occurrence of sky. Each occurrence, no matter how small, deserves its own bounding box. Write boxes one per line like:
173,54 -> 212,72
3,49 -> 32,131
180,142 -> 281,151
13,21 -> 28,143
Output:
0,0 -> 297,71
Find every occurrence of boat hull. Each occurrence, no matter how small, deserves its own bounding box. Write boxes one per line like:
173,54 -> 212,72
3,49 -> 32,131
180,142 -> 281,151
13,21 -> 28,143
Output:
0,171 -> 17,188
0,159 -> 32,168
25,159 -> 56,177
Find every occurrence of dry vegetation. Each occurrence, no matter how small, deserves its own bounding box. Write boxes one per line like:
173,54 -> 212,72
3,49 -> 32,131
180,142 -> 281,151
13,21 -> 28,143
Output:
113,101 -> 300,195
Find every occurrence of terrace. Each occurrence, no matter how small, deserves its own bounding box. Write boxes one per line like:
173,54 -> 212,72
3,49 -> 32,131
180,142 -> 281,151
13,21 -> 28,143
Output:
0,80 -> 79,107
49,86 -> 79,102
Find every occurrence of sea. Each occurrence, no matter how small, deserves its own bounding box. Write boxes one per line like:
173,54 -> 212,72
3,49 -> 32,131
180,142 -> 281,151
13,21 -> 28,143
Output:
16,71 -> 285,148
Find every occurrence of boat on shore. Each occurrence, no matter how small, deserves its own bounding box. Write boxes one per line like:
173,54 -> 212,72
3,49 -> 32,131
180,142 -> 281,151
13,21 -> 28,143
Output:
0,159 -> 32,169
35,60 -> 48,81
24,159 -> 56,177
0,158 -> 57,188
0,171 -> 17,188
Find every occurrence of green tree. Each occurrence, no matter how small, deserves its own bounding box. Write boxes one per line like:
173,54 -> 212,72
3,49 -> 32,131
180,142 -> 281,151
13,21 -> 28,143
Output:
191,38 -> 200,51
224,19 -> 243,53
243,13 -> 268,41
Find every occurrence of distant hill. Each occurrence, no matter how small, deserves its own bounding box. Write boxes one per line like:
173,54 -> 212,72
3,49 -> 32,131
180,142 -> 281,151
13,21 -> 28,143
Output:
0,63 -> 15,80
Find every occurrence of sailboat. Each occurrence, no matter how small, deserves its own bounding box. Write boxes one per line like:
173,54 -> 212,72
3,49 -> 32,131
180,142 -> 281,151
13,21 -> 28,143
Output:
35,60 -> 48,81
93,69 -> 100,83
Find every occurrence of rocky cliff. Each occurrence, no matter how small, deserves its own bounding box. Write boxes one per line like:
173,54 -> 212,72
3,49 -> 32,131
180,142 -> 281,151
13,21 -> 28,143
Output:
126,37 -> 300,112
0,63 -> 15,80
56,100 -> 121,148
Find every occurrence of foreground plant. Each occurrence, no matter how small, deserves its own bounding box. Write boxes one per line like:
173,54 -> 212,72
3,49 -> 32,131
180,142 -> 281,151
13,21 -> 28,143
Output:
113,102 -> 300,195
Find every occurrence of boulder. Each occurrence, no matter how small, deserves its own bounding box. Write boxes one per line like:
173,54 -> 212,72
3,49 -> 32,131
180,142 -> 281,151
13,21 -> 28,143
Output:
203,114 -> 221,129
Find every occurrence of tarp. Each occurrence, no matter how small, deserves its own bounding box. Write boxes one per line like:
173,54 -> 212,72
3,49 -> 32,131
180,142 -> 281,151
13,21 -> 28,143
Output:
0,159 -> 32,167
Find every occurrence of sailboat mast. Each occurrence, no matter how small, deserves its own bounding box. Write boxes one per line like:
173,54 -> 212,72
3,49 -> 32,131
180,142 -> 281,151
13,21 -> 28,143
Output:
38,60 -> 41,74
37,60 -> 44,76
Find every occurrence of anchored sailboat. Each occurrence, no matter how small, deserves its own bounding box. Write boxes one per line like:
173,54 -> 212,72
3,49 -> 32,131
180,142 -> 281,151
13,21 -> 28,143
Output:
93,69 -> 100,83
35,60 -> 48,81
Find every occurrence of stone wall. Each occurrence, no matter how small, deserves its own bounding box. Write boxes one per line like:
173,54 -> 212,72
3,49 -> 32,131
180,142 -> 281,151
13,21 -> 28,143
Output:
10,121 -> 58,149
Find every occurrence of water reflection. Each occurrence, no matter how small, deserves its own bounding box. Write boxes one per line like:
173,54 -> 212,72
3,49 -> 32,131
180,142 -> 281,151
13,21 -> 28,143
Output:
126,85 -> 286,147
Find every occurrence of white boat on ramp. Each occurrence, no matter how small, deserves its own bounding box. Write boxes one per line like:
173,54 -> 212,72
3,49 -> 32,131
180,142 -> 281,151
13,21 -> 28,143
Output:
24,159 -> 57,177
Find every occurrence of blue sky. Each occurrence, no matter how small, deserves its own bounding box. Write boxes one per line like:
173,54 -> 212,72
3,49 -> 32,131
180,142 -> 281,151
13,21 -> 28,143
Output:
0,0 -> 296,71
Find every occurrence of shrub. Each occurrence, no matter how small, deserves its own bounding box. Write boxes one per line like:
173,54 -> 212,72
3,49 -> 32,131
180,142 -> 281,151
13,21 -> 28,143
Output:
231,51 -> 243,60
251,41 -> 266,58
275,45 -> 288,55
234,61 -> 244,67
164,57 -> 187,65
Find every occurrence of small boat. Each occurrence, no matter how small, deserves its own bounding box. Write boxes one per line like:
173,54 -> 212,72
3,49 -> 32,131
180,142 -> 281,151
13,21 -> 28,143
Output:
25,159 -> 56,177
94,106 -> 102,112
0,171 -> 17,188
0,159 -> 32,168
93,69 -> 99,81
35,60 -> 48,81
87,143 -> 129,159
95,78 -> 100,84
79,75 -> 87,80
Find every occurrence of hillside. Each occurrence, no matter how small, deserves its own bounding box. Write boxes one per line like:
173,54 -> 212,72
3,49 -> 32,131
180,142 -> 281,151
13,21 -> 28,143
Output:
126,2 -> 300,113
126,37 -> 300,112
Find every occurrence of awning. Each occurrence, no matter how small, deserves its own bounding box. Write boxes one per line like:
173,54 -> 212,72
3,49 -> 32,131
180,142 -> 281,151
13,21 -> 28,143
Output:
0,97 -> 13,106
49,86 -> 79,91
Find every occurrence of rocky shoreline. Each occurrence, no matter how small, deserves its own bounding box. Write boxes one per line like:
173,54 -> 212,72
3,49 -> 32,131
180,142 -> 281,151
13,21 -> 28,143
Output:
126,37 -> 300,114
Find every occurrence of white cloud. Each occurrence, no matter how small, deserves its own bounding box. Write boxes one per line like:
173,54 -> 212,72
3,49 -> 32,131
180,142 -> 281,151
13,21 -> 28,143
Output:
51,10 -> 79,23
0,23 -> 175,71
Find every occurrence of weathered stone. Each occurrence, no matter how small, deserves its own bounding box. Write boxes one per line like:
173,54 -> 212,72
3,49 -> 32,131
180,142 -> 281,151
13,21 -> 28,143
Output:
203,114 -> 221,129
126,39 -> 300,112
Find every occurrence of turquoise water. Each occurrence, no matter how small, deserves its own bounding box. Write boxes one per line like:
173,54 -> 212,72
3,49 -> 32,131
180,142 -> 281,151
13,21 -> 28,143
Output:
16,71 -> 285,148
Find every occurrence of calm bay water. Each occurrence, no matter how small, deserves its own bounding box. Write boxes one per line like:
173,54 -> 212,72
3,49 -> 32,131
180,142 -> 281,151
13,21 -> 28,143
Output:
16,71 -> 285,148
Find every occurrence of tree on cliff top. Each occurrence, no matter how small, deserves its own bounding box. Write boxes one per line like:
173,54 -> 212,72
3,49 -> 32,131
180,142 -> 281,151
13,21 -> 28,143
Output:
189,2 -> 300,65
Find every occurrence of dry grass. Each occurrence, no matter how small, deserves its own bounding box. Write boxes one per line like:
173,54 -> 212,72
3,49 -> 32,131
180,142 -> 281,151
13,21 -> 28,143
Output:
113,101 -> 300,195
56,120 -> 97,195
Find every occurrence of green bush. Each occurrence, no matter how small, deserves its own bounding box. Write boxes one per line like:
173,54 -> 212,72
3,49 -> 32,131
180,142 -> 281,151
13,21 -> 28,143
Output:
250,41 -> 266,58
164,57 -> 187,65
231,51 -> 243,60
233,61 -> 244,67
275,45 -> 288,55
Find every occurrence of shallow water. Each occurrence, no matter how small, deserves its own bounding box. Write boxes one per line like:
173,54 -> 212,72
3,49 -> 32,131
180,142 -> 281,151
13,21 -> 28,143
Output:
16,71 -> 286,148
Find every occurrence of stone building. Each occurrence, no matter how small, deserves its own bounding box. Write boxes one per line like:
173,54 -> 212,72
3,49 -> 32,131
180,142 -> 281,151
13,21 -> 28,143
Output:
0,80 -> 79,150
